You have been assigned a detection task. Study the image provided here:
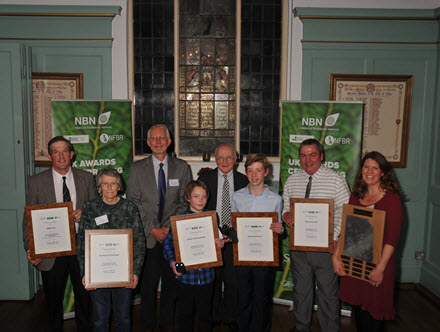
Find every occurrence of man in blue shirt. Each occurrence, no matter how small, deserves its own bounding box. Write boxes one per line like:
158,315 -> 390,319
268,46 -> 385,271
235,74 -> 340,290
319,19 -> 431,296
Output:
231,154 -> 283,332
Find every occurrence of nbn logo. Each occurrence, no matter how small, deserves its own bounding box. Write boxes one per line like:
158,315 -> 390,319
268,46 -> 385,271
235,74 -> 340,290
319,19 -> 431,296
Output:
302,118 -> 322,126
75,117 -> 96,125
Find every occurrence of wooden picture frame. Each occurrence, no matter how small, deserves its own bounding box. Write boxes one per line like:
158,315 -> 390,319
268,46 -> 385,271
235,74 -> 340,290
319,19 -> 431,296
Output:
84,229 -> 134,289
231,212 -> 279,266
329,74 -> 413,168
338,204 -> 386,282
289,198 -> 334,252
32,72 -> 83,167
25,202 -> 76,259
170,211 -> 223,271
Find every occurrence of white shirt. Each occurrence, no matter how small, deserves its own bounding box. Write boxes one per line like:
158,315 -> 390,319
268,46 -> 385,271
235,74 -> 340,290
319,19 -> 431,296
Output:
282,165 -> 350,240
52,167 -> 77,210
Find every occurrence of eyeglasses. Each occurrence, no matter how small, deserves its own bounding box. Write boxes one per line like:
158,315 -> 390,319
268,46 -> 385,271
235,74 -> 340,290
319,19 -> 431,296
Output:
216,156 -> 235,162
101,182 -> 119,188
149,136 -> 167,142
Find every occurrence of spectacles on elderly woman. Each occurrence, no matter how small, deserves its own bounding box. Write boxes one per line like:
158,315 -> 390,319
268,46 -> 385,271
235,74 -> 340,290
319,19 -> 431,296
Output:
101,182 -> 118,188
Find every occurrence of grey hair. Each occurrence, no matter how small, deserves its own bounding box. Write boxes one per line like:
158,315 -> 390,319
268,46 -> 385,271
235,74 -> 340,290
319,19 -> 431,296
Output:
96,168 -> 123,191
147,124 -> 171,141
214,143 -> 236,157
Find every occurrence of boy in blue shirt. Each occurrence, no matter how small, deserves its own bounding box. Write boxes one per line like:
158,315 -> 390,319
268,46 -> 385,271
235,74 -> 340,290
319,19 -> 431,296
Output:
231,154 -> 283,332
163,180 -> 225,332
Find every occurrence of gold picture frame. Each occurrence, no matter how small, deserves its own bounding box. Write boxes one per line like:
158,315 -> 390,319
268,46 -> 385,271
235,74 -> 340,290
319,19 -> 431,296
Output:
84,229 -> 134,289
289,198 -> 334,253
25,202 -> 76,259
32,72 -> 83,167
329,74 -> 413,168
231,212 -> 279,267
170,211 -> 223,271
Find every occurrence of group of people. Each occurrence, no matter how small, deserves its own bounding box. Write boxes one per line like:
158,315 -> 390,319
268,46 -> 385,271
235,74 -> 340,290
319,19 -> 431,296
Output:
23,124 -> 403,332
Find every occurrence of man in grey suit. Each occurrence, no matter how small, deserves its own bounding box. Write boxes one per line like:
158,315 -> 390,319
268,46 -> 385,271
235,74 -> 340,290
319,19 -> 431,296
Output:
23,136 -> 97,332
127,124 -> 192,332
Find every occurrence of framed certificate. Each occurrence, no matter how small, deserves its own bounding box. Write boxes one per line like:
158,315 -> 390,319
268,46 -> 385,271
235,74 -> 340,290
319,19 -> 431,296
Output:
32,72 -> 83,167
25,202 -> 76,259
170,211 -> 223,270
289,198 -> 334,252
338,204 -> 386,282
231,212 -> 279,266
329,74 -> 413,168
84,229 -> 134,289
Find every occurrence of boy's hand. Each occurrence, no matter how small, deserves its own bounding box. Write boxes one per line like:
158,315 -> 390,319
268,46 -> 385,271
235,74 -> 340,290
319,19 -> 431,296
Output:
171,262 -> 183,276
270,222 -> 283,234
282,212 -> 294,227
215,237 -> 225,248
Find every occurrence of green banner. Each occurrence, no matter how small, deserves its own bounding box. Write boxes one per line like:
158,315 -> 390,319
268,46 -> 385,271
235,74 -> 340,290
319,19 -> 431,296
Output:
51,100 -> 132,315
274,101 -> 363,303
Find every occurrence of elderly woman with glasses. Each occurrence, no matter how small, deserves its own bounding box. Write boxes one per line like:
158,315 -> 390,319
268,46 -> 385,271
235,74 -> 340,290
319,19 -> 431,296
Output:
77,167 -> 145,332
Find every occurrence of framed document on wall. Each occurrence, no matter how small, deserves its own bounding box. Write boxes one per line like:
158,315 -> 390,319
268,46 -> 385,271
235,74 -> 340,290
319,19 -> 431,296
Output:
32,72 -> 83,167
84,229 -> 134,289
329,74 -> 413,167
338,204 -> 386,282
170,211 -> 223,270
231,212 -> 279,266
25,202 -> 76,259
289,198 -> 334,252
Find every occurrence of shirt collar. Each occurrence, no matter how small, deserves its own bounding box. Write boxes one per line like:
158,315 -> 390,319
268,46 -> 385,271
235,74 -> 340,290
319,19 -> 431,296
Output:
245,184 -> 269,197
217,168 -> 233,179
52,167 -> 72,182
152,154 -> 168,167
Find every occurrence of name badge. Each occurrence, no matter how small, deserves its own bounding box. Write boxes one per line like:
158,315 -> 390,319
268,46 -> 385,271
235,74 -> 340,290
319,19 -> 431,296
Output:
95,215 -> 109,226
169,179 -> 179,187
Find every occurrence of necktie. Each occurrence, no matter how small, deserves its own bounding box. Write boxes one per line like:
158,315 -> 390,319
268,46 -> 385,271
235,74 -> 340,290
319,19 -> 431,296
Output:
305,176 -> 312,198
62,176 -> 71,202
158,163 -> 166,222
221,174 -> 231,227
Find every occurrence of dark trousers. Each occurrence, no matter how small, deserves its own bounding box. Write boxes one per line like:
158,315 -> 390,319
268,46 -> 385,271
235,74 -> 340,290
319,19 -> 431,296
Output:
41,255 -> 91,332
141,243 -> 178,330
352,306 -> 384,332
89,287 -> 132,332
212,242 -> 238,324
235,266 -> 273,332
177,282 -> 214,332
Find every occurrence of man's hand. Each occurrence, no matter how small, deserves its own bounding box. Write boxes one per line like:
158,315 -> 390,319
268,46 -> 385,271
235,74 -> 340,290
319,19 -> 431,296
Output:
270,222 -> 283,234
27,251 -> 42,266
170,262 -> 183,277
150,227 -> 169,243
215,237 -> 225,248
282,212 -> 294,227
72,209 -> 82,223
126,275 -> 139,289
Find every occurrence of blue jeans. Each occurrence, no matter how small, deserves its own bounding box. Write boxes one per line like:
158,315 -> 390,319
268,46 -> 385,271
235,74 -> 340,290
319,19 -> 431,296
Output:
89,287 -> 132,332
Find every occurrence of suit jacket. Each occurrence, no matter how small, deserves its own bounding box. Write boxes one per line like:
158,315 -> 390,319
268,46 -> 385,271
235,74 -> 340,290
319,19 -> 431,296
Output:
23,168 -> 98,271
198,168 -> 249,212
127,155 -> 192,248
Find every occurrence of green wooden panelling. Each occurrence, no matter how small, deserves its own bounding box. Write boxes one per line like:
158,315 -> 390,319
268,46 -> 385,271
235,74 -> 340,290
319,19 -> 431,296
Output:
299,8 -> 440,292
296,8 -> 439,43
0,5 -> 114,300
0,5 -> 120,15
0,43 -> 31,300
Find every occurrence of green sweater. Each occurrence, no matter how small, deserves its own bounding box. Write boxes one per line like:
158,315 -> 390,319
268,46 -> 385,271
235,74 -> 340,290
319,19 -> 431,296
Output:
77,197 -> 146,276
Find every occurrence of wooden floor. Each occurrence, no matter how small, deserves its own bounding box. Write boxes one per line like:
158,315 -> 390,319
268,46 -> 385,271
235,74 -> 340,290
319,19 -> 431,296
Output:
1,284 -> 439,331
